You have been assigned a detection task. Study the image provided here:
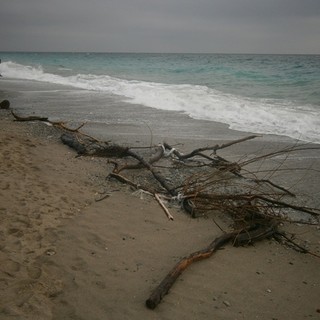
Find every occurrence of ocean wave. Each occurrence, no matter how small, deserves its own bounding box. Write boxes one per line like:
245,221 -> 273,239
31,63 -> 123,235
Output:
1,60 -> 319,144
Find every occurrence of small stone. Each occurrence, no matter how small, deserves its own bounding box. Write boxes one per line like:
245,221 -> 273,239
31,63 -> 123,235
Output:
223,300 -> 231,307
45,249 -> 56,256
266,289 -> 272,293
0,100 -> 10,109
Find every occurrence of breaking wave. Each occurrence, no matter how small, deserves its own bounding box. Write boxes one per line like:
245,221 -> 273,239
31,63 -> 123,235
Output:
2,60 -> 320,144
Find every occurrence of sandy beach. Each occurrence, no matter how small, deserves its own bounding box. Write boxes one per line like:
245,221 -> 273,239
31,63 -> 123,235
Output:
1,80 -> 320,320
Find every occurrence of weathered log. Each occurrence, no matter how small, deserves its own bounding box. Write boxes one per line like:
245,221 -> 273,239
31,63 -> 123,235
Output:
146,232 -> 235,309
89,144 -> 129,158
60,132 -> 129,157
11,110 -> 48,122
61,133 -> 87,154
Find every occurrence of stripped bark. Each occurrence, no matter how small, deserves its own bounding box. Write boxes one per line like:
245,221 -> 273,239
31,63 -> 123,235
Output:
146,223 -> 279,310
145,232 -> 235,309
154,193 -> 174,221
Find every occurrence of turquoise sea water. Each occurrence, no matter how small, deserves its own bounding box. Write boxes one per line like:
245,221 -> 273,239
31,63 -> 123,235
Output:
1,52 -> 320,143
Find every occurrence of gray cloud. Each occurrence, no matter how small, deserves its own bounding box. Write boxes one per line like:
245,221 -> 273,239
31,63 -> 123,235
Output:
1,0 -> 320,53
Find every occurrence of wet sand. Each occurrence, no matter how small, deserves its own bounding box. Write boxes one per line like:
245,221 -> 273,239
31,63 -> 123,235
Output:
1,79 -> 320,319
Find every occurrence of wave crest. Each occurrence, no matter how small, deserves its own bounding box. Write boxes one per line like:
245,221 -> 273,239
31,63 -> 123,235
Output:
1,61 -> 319,144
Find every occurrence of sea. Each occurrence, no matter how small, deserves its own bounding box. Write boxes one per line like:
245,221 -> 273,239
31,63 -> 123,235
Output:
1,52 -> 320,144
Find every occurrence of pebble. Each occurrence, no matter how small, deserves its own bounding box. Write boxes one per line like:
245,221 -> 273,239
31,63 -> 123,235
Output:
45,249 -> 56,256
223,300 -> 231,307
266,289 -> 272,293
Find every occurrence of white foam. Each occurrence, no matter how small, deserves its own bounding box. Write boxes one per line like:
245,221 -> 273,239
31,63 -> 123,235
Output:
2,61 -> 319,144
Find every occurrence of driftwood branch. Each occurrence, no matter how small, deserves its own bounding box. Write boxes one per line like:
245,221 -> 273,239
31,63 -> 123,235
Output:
127,149 -> 177,196
11,110 -> 88,134
163,135 -> 259,160
274,231 -> 320,258
109,172 -> 142,190
154,193 -> 174,221
9,109 -> 319,311
116,146 -> 164,172
146,223 -> 278,309
11,110 -> 48,122
211,135 -> 260,154
146,232 -> 235,309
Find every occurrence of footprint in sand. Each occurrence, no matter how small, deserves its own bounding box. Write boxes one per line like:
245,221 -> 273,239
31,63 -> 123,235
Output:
1,259 -> 21,276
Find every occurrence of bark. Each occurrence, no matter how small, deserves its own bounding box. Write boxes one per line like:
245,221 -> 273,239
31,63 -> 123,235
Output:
146,224 -> 278,310
145,232 -> 235,309
61,133 -> 87,155
11,110 -> 48,122
127,149 -> 177,196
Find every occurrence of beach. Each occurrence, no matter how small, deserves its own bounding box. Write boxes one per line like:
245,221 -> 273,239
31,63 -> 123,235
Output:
1,79 -> 320,320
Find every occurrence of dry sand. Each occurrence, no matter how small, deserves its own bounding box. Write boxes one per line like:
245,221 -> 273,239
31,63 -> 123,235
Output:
0,108 -> 320,320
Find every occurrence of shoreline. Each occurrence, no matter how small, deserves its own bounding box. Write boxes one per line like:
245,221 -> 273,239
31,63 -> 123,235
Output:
1,77 -> 313,145
1,82 -> 320,319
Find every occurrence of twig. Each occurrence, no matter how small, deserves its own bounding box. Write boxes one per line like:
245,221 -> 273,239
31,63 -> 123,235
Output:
274,232 -> 320,259
95,194 -> 110,202
154,193 -> 174,221
109,172 -> 141,190
212,135 -> 261,154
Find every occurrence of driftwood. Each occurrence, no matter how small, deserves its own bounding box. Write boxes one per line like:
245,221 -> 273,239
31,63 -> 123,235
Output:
274,231 -> 320,258
154,193 -> 174,221
146,232 -> 235,309
126,149 -> 177,196
61,133 -> 87,154
11,110 -> 87,133
11,110 -> 49,122
9,109 -> 320,311
146,223 -> 278,309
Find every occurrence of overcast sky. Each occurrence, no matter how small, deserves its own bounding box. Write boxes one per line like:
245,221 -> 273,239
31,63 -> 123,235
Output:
1,0 -> 320,54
